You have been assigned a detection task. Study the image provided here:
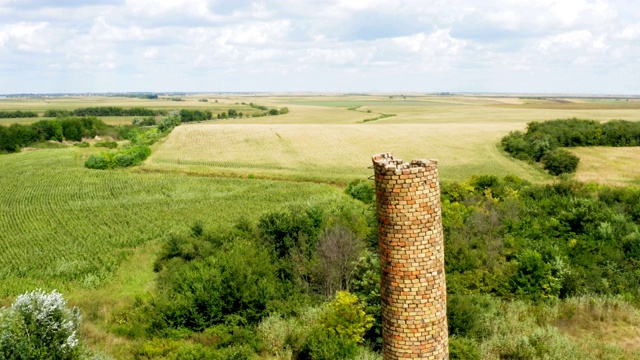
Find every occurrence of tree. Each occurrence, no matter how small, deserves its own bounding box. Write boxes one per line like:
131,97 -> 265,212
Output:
304,291 -> 373,359
510,250 -> 561,301
317,226 -> 364,296
158,111 -> 181,132
541,149 -> 579,175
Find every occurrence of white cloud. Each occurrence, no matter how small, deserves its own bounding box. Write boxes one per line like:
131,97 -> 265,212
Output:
0,22 -> 53,53
124,0 -> 218,21
536,30 -> 607,53
244,48 -> 282,63
549,0 -> 615,26
616,24 -> 640,40
89,17 -> 160,42
391,29 -> 466,71
142,47 -> 158,59
301,47 -> 356,65
0,0 -> 638,93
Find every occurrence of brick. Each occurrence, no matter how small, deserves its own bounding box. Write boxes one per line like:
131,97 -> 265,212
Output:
373,153 -> 449,360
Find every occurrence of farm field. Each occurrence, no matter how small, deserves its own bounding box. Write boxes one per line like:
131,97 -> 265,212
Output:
0,147 -> 339,297
145,123 -> 549,183
231,95 -> 640,125
569,146 -> 640,186
2,94 -> 640,358
2,94 -> 640,297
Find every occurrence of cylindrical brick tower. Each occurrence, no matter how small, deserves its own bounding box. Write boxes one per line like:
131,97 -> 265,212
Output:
372,153 -> 448,360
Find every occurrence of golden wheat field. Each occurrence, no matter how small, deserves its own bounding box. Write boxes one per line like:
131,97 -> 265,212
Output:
569,147 -> 640,186
145,123 -> 549,183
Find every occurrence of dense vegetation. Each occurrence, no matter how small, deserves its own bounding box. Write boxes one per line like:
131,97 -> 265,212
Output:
179,109 -> 213,123
45,107 -> 166,118
248,103 -> 289,116
97,175 -> 640,358
84,112 -> 181,170
0,117 -> 109,153
110,196 -> 378,358
0,110 -> 38,118
501,118 -> 640,175
442,175 -> 640,300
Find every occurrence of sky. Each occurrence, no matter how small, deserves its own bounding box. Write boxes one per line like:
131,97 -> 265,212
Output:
0,0 -> 638,94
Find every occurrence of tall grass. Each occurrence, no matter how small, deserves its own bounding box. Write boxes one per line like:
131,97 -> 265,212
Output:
474,296 -> 640,359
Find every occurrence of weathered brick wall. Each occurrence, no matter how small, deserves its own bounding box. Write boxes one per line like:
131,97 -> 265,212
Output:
372,153 -> 448,360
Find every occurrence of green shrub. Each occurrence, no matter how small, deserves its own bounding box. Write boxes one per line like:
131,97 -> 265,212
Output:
74,141 -> 90,148
541,149 -> 579,175
344,179 -> 375,204
84,153 -> 111,170
171,343 -> 216,360
135,128 -> 162,146
447,294 -> 497,339
152,233 -> 282,330
449,336 -> 481,360
350,251 -> 381,349
511,250 -> 561,301
158,111 -> 181,132
132,116 -> 156,126
114,153 -> 136,167
309,291 -> 373,356
256,314 -> 297,358
0,289 -> 82,359
171,343 -> 254,360
257,205 -> 324,261
132,338 -> 181,358
303,326 -> 358,360
94,140 -> 118,149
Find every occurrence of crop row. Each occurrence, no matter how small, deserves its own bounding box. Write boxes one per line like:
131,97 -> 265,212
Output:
0,148 -> 336,296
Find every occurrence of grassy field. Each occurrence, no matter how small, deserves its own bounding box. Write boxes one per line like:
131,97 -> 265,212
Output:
145,123 -> 549,183
569,146 -> 640,186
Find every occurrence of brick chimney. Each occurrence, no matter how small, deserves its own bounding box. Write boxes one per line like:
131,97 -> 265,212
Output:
372,153 -> 448,360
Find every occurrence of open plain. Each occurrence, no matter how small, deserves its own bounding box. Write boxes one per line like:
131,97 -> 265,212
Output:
2,94 -> 640,358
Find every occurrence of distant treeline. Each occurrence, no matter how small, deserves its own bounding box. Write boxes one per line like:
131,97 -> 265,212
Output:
0,117 -> 108,153
0,110 -> 38,118
45,107 -> 167,117
110,93 -> 159,99
1,104 -> 291,120
248,102 -> 289,116
179,109 -> 212,122
501,118 -> 640,175
214,104 -> 289,120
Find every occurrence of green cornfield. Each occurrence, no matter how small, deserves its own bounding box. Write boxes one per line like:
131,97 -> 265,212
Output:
0,147 -> 337,296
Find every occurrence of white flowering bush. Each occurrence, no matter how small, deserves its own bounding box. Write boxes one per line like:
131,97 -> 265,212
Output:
0,289 -> 82,359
